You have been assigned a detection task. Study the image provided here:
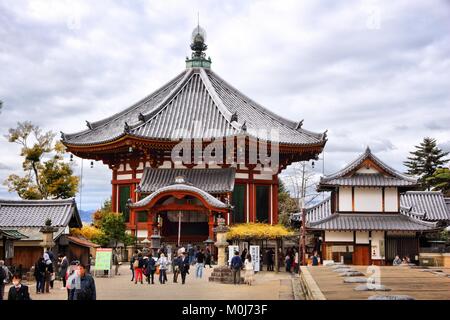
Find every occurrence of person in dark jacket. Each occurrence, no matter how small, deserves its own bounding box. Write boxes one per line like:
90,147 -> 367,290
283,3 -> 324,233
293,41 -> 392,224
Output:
204,248 -> 212,268
34,257 -> 46,294
145,254 -> 156,284
8,273 -> 31,301
230,251 -> 243,285
180,252 -> 190,284
69,264 -> 96,300
130,250 -> 138,282
58,254 -> 69,288
172,254 -> 182,283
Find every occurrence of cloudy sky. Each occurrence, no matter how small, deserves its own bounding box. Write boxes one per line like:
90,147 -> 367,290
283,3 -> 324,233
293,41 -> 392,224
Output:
1,0 -> 449,211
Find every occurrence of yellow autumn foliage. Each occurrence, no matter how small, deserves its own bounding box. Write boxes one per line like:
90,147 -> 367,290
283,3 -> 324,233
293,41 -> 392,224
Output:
70,225 -> 103,240
227,223 -> 294,240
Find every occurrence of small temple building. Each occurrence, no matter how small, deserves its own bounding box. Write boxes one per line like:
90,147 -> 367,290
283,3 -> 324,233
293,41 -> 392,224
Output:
61,26 -> 327,247
292,147 -> 450,265
0,198 -> 98,269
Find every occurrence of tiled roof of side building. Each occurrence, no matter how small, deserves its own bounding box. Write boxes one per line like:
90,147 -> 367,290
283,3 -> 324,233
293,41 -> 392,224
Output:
139,167 -> 235,194
0,198 -> 82,228
319,147 -> 418,187
62,68 -> 326,146
400,191 -> 450,222
307,213 -> 437,231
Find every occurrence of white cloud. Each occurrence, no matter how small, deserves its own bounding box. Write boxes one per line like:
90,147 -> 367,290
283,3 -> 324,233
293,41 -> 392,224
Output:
0,0 -> 449,209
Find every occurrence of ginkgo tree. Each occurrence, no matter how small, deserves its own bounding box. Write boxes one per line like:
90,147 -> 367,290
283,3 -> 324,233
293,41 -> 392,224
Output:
3,121 -> 79,199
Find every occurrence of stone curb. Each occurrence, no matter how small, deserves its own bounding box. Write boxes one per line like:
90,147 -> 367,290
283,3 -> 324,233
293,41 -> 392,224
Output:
291,275 -> 304,300
299,266 -> 326,300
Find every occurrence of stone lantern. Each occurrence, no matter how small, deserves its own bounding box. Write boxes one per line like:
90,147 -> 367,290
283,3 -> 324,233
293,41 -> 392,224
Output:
209,216 -> 241,284
39,218 -> 58,253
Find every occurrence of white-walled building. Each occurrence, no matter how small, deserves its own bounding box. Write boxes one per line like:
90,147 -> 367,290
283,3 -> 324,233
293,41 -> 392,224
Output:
293,147 -> 450,265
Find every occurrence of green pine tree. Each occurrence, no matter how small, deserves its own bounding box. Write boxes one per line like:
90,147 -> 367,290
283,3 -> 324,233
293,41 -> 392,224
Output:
404,137 -> 449,190
426,167 -> 450,196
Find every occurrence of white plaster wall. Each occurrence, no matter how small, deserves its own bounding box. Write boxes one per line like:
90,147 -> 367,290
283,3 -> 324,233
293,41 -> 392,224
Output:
125,163 -> 132,171
384,187 -> 398,212
235,173 -> 249,179
325,231 -> 353,242
371,231 -> 385,259
339,187 -> 352,211
136,173 -> 143,179
356,167 -> 380,174
355,231 -> 369,244
354,187 -> 382,212
253,173 -> 273,180
137,162 -> 144,170
117,174 -> 133,180
137,230 -> 148,238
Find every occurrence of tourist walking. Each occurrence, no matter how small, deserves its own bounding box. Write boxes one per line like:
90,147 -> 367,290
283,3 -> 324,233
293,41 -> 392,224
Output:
266,249 -> 274,271
34,257 -> 46,294
195,249 -> 205,278
130,250 -> 138,282
69,264 -> 96,300
113,250 -> 121,276
244,254 -> 255,286
188,244 -> 195,265
134,253 -> 144,284
157,253 -> 169,284
230,251 -> 243,285
8,273 -> 31,301
204,248 -> 212,268
58,254 -> 69,289
145,254 -> 156,284
180,252 -> 190,285
241,248 -> 247,263
312,251 -> 319,266
285,254 -> 292,272
173,254 -> 182,283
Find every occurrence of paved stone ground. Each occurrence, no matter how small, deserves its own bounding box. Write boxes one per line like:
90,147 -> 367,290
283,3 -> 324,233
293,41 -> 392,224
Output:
2,266 -> 299,300
307,266 -> 450,300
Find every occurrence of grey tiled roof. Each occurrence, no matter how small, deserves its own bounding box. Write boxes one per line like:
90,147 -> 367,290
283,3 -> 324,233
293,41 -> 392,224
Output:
400,191 -> 450,222
0,198 -> 82,228
319,147 -> 417,188
321,174 -> 418,187
307,213 -> 437,231
0,226 -> 67,241
62,68 -> 326,146
291,197 -> 332,223
131,183 -> 228,209
0,229 -> 28,240
446,198 -> 450,215
139,167 -> 235,194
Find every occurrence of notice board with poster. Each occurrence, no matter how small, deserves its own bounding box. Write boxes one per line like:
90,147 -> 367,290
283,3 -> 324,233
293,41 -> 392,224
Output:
250,245 -> 260,272
94,248 -> 112,271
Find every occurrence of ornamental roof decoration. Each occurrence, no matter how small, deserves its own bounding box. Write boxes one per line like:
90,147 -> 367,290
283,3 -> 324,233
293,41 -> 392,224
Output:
319,146 -> 418,189
61,26 -> 326,149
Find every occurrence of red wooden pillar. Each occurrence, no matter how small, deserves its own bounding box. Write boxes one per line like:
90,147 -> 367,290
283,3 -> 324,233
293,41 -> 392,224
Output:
272,182 -> 279,225
111,168 -> 118,212
208,211 -> 215,240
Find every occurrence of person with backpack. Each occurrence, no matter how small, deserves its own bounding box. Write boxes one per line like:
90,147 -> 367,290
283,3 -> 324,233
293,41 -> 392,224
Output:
34,257 -> 46,294
230,251 -> 243,285
172,253 -> 182,283
204,248 -> 213,268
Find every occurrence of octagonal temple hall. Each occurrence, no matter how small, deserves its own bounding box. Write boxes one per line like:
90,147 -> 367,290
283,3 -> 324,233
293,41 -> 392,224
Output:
61,26 -> 327,246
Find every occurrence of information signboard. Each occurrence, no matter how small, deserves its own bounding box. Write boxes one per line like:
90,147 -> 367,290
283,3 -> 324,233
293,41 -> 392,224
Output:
250,245 -> 260,272
94,248 -> 112,271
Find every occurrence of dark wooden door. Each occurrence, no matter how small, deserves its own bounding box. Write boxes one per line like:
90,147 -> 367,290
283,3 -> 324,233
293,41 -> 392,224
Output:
353,245 -> 370,265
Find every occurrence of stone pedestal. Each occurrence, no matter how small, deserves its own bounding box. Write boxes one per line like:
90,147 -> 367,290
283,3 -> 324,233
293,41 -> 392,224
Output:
209,266 -> 244,284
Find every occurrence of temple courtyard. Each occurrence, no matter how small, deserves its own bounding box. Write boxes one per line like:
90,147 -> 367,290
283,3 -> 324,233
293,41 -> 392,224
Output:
2,266 -> 300,300
303,265 -> 450,300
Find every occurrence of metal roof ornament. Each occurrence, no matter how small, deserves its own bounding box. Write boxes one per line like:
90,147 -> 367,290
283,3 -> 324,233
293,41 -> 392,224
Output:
230,112 -> 238,123
186,22 -> 211,69
295,119 -> 304,130
124,122 -> 131,133
86,121 -> 93,130
138,112 -> 145,122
